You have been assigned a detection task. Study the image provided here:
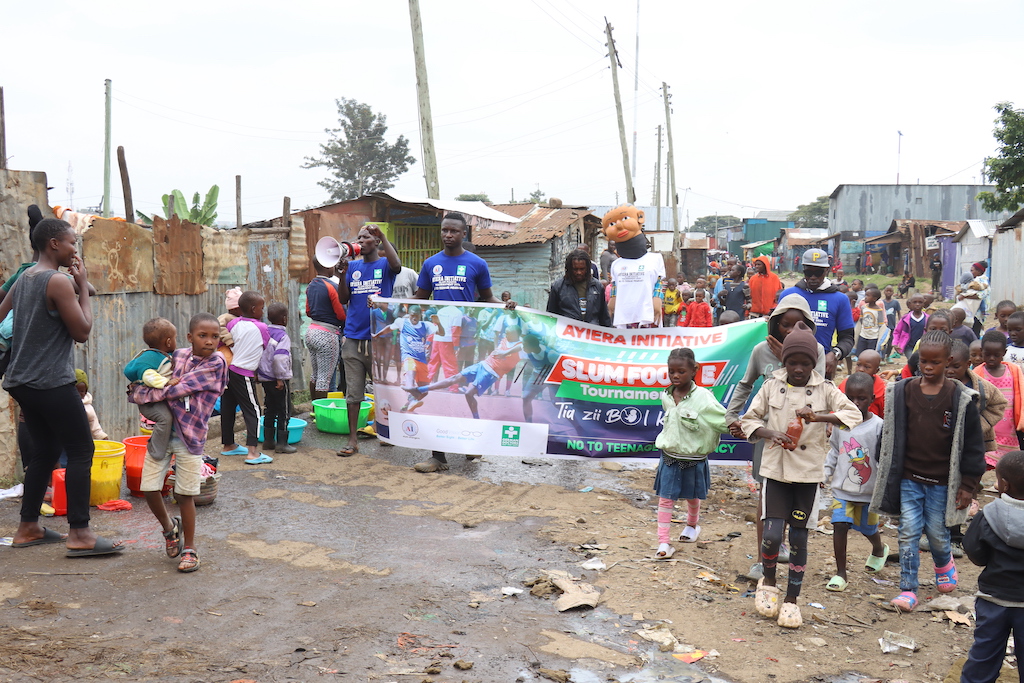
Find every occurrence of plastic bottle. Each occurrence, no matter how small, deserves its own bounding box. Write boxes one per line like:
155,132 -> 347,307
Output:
51,468 -> 68,516
783,416 -> 803,451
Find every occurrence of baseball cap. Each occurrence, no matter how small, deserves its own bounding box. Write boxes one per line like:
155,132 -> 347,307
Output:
801,249 -> 830,268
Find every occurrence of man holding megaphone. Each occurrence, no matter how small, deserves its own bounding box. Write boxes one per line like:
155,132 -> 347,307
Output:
335,224 -> 402,457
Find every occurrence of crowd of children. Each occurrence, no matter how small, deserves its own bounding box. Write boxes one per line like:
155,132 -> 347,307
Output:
649,261 -> 1024,677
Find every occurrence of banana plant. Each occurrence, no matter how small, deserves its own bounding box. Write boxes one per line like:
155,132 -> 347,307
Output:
136,185 -> 219,226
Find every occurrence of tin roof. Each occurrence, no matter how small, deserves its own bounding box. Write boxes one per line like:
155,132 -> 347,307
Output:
472,204 -> 592,246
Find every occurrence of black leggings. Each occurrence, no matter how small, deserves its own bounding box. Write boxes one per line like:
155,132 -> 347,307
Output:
221,370 -> 261,447
762,518 -> 809,600
9,383 -> 94,529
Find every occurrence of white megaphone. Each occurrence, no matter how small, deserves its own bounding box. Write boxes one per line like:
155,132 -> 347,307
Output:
314,236 -> 361,268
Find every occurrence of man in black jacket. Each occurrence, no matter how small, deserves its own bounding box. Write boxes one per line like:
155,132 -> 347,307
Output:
960,451 -> 1024,683
547,249 -> 611,327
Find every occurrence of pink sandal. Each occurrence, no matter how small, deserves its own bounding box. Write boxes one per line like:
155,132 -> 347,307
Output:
935,562 -> 958,593
890,591 -> 917,611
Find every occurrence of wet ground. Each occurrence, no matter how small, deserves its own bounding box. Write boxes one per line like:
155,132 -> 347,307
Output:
0,417 -> 723,683
0,416 -> 973,683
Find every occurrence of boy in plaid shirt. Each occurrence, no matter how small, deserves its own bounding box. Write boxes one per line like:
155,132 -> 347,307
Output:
130,313 -> 228,573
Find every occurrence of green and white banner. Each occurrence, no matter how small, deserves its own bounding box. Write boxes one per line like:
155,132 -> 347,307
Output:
369,300 -> 766,462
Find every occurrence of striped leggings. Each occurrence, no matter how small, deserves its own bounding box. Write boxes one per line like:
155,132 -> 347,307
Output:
305,325 -> 340,392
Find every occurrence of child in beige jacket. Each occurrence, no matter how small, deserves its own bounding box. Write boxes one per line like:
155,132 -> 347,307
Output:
739,322 -> 862,629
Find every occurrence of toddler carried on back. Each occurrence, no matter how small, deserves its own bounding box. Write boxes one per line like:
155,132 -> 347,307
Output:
124,317 -> 179,459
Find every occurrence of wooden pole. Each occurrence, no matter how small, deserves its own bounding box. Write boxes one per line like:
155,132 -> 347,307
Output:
117,146 -> 133,221
235,175 -> 242,228
663,82 -> 679,252
102,79 -> 112,217
655,125 -> 662,236
0,86 -> 7,170
283,196 -> 291,227
408,0 -> 440,199
605,19 -> 635,205
167,194 -> 174,221
630,0 -> 640,181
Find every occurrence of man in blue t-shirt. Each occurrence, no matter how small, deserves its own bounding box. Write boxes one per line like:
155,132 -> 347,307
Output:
778,248 -> 854,380
337,224 -> 401,456
411,212 -> 515,473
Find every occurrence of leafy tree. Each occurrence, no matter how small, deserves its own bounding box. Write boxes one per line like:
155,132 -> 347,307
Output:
136,186 -> 219,226
455,193 -> 490,202
977,101 -> 1024,213
303,98 -> 416,201
691,214 -> 741,233
529,188 -> 546,204
788,196 -> 830,230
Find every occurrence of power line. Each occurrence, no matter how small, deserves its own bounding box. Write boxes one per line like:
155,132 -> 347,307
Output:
112,98 -> 325,141
929,158 -> 987,185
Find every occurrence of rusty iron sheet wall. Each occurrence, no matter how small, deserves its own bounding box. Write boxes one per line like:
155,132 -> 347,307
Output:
82,219 -> 154,294
203,226 -> 250,285
0,169 -> 48,286
153,215 -> 206,295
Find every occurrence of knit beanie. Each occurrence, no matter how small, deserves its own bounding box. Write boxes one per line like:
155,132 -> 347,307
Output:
782,321 -> 818,363
224,287 -> 243,311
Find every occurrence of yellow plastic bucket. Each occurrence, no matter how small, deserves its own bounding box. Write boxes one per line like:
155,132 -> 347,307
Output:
91,440 -> 125,506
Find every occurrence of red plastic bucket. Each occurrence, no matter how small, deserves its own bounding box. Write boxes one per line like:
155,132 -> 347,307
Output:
122,436 -> 149,497
51,468 -> 67,516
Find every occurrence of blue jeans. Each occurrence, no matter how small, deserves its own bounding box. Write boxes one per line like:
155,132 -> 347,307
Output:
898,479 -> 952,593
961,598 -> 1024,683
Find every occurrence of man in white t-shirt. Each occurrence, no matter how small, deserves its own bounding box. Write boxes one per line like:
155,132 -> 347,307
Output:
609,251 -> 666,328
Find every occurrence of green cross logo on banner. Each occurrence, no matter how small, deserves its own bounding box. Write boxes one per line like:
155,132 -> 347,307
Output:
501,425 -> 521,447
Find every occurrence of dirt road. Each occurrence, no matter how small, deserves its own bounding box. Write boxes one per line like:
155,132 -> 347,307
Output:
0,421 -> 993,682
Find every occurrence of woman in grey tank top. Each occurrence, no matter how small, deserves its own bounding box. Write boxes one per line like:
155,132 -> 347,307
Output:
0,218 -> 123,556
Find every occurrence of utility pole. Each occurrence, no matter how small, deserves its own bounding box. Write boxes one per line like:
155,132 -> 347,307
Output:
663,82 -> 679,251
408,0 -> 440,200
630,0 -> 640,181
102,79 -> 112,217
896,130 -> 903,185
605,18 -> 635,205
0,87 -> 7,170
655,125 -> 662,237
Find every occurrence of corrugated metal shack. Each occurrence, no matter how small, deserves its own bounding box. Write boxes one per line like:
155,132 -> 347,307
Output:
260,193 -> 520,277
473,203 -> 600,311
678,233 -> 709,283
990,208 -> 1024,307
827,184 -> 1008,237
0,169 -> 310,478
863,219 -> 962,278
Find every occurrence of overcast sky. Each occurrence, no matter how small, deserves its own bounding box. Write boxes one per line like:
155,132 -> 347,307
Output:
4,1 -> 1022,226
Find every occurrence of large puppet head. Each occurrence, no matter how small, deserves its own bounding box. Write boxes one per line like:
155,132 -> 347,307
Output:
601,205 -> 649,259
602,205 -> 644,243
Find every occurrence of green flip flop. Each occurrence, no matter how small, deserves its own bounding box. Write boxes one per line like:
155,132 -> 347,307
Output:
826,575 -> 848,592
865,544 -> 890,573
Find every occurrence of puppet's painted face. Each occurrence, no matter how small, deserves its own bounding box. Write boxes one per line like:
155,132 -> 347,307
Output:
601,204 -> 644,243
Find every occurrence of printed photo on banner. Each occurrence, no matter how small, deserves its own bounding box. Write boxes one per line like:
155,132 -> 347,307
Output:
370,298 -> 766,463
